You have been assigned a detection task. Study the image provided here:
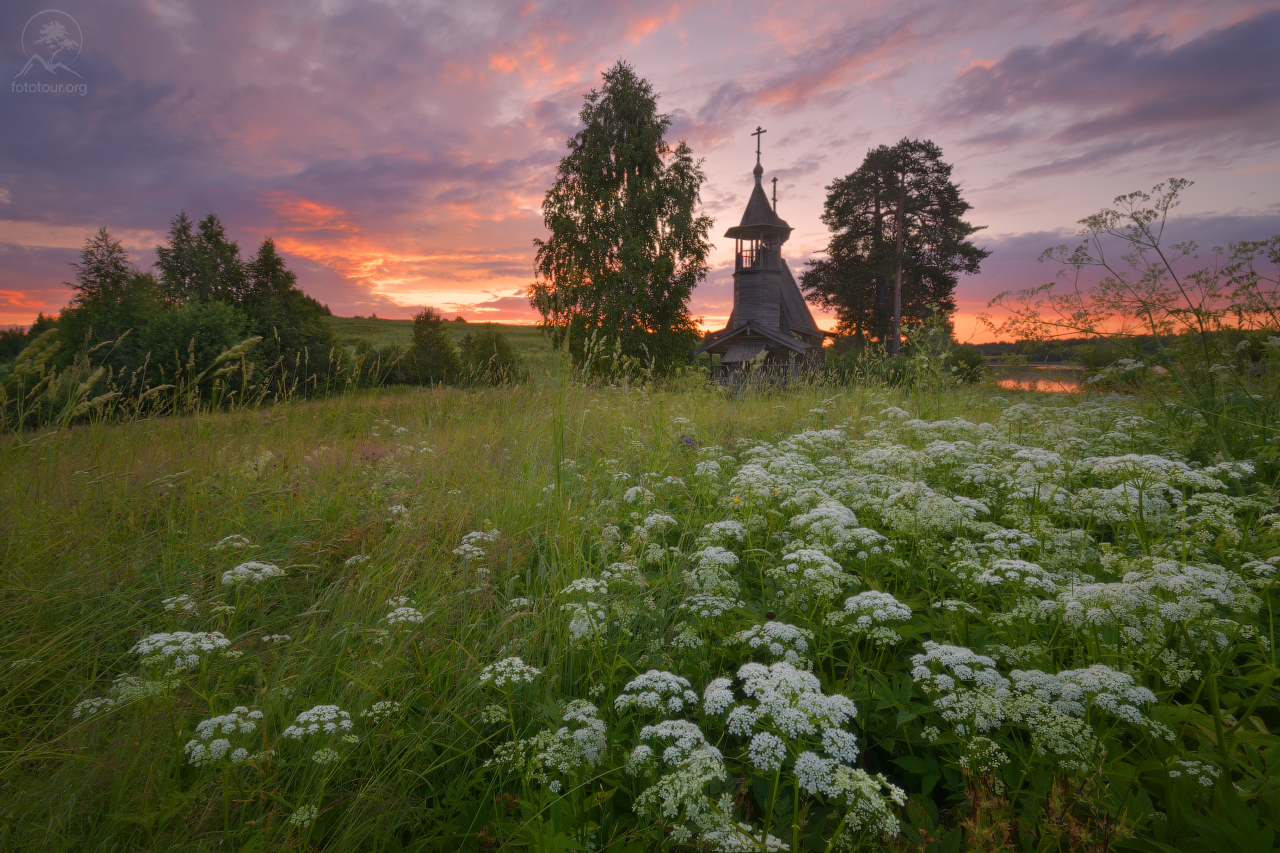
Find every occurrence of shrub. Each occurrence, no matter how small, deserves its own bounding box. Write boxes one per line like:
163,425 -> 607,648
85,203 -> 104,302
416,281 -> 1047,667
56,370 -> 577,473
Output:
405,308 -> 461,384
459,324 -> 526,385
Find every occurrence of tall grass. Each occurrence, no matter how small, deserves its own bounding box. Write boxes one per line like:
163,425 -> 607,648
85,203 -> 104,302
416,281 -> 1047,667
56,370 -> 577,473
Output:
0,376 -> 937,849
1,370 -> 1274,851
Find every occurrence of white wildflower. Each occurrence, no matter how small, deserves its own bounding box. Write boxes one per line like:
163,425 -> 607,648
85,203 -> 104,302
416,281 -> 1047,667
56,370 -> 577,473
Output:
132,631 -> 231,671
768,550 -> 854,604
615,670 -> 699,715
1170,759 -> 1220,787
703,678 -> 735,715
454,529 -> 500,560
220,561 -> 285,586
311,747 -> 342,765
287,804 -> 318,828
479,657 -> 542,688
624,486 -> 655,505
733,621 -> 813,664
281,705 -> 353,739
747,732 -> 786,771
360,700 -> 402,722
680,593 -> 745,620
162,594 -> 200,615
385,606 -> 425,626
184,707 -> 262,767
826,591 -> 912,645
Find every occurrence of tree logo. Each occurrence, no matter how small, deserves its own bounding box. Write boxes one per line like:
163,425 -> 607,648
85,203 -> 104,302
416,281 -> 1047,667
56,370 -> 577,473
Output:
14,10 -> 85,88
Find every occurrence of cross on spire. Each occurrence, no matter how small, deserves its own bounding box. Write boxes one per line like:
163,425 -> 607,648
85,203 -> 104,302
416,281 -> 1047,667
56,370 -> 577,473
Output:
751,125 -> 766,165
771,176 -> 777,212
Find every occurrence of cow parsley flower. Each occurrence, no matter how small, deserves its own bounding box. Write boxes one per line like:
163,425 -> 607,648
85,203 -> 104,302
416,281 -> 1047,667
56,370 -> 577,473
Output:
360,700 -> 402,722
281,705 -> 353,739
384,606 -> 425,626
344,554 -> 370,566
683,547 -> 742,596
563,601 -> 608,640
828,766 -> 908,839
703,678 -> 735,715
733,621 -> 813,664
600,561 -> 645,587
694,459 -> 722,479
537,701 -> 607,775
679,593 -> 745,620
132,631 -> 231,671
768,550 -> 854,605
789,499 -> 860,546
311,747 -> 341,765
624,486 -> 655,505
826,591 -> 912,645
910,642 -> 1010,736
479,657 -> 542,688
615,670 -> 699,715
221,561 -> 285,586
212,534 -> 252,551
747,732 -> 786,771
717,661 -> 858,750
1169,758 -> 1220,787
702,822 -> 787,852
633,746 -> 729,841
562,577 -> 609,597
184,707 -> 262,767
72,696 -> 116,719
642,512 -> 678,535
288,804 -> 318,828
633,719 -> 718,769
454,529 -> 500,560
162,594 -> 200,615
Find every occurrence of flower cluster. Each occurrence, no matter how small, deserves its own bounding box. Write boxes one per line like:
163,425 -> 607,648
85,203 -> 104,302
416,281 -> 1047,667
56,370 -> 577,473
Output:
282,705 -> 353,739
733,621 -> 813,664
184,707 -> 262,767
615,670 -> 699,715
132,631 -> 230,671
453,528 -> 500,560
826,591 -> 912,645
479,657 -> 542,688
220,561 -> 285,585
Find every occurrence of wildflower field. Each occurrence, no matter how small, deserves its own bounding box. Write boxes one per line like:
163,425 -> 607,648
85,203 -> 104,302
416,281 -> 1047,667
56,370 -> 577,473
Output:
1,379 -> 1277,852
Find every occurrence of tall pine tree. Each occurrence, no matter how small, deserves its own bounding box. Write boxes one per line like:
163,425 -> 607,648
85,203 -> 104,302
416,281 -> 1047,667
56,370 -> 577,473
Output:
802,139 -> 988,354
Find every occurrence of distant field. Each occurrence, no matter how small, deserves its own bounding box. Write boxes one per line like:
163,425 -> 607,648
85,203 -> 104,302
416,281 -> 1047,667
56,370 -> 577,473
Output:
326,316 -> 557,373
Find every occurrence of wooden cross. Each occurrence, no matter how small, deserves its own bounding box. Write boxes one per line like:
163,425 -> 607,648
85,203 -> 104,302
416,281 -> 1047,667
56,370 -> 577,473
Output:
751,125 -> 766,164
771,176 -> 778,211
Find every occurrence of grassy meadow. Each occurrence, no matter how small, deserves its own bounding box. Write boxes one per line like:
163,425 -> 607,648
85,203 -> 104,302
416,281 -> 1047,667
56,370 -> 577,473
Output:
1,372 -> 1277,851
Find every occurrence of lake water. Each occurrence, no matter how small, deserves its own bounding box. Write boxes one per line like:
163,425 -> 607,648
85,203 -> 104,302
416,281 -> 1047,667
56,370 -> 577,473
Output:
994,366 -> 1085,393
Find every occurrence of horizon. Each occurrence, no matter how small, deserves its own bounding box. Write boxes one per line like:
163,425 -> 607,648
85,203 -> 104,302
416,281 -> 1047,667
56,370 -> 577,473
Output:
2,1 -> 1278,342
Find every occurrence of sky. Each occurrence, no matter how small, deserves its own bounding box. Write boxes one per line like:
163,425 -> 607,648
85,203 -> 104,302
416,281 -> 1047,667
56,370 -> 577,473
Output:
2,0 -> 1278,340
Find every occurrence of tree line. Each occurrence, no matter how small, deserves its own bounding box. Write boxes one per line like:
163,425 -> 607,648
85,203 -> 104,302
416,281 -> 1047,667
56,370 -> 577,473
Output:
528,62 -> 988,377
0,213 -> 528,430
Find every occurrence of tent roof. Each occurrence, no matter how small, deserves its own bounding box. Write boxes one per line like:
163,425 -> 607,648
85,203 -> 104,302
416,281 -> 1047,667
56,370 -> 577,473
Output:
724,178 -> 792,240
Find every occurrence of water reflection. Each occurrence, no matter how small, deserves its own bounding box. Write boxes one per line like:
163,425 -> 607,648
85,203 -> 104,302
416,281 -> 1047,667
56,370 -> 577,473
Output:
994,367 -> 1083,393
